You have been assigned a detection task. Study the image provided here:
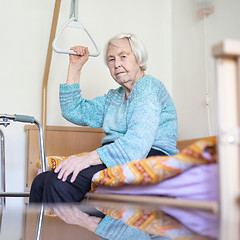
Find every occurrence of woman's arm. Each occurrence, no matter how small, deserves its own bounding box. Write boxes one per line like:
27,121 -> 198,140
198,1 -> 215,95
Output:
56,46 -> 105,182
60,46 -> 106,128
59,84 -> 106,128
95,215 -> 151,240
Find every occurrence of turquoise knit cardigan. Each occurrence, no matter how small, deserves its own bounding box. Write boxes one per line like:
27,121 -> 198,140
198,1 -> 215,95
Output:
59,75 -> 178,168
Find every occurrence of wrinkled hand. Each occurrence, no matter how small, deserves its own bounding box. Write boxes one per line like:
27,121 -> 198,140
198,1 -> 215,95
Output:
54,150 -> 102,183
66,46 -> 89,85
69,46 -> 89,70
54,205 -> 102,232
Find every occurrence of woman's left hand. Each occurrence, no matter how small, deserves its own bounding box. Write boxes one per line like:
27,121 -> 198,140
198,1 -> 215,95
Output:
54,150 -> 102,183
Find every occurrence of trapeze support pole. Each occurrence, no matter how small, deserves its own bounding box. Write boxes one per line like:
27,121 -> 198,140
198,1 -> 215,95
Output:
41,0 -> 61,138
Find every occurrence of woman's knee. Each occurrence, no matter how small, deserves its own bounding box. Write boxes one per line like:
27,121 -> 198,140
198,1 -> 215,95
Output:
30,171 -> 49,203
31,171 -> 49,191
44,170 -> 64,192
42,170 -> 79,202
41,166 -> 106,203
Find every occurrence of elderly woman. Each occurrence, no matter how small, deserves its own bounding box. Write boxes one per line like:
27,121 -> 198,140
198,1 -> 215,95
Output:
30,33 -> 178,203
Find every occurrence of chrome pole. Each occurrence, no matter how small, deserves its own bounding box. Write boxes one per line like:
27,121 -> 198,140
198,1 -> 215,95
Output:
34,120 -> 46,173
35,204 -> 45,240
0,129 -> 5,206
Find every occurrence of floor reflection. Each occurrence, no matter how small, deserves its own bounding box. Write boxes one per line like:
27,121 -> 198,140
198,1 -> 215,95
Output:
21,200 -> 219,240
88,201 -> 218,239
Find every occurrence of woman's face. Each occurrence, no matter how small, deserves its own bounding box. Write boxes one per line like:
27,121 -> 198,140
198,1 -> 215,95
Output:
106,38 -> 144,92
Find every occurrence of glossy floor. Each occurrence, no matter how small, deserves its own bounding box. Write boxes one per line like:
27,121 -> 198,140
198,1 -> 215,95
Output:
0,197 -> 219,240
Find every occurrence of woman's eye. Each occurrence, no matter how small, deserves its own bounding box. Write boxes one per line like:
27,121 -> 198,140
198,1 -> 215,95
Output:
121,55 -> 126,59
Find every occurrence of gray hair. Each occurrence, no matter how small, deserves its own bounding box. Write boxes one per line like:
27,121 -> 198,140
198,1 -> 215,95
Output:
104,33 -> 148,71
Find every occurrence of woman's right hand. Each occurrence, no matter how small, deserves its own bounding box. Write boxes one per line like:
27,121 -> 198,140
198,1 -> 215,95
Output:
69,46 -> 90,71
66,46 -> 89,85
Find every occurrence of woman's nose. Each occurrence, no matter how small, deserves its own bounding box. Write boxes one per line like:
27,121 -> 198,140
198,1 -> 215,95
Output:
114,59 -> 121,68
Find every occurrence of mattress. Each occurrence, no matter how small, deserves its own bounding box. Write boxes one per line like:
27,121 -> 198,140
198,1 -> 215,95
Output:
95,164 -> 219,201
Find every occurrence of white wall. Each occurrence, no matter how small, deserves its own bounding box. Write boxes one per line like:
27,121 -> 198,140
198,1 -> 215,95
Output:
48,0 -> 172,126
0,0 -> 172,206
172,0 -> 240,139
0,1 -> 56,207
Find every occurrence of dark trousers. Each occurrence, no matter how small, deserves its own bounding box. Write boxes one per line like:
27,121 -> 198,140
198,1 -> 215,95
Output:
29,148 -> 166,203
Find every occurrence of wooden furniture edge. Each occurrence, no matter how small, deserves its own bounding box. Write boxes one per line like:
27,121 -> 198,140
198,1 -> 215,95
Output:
24,187 -> 219,213
88,193 -> 219,213
212,39 -> 240,57
212,39 -> 240,239
176,136 -> 211,150
24,125 -> 104,133
24,124 -> 208,149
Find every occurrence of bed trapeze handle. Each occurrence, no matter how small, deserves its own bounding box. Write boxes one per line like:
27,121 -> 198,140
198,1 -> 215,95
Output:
52,17 -> 100,57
